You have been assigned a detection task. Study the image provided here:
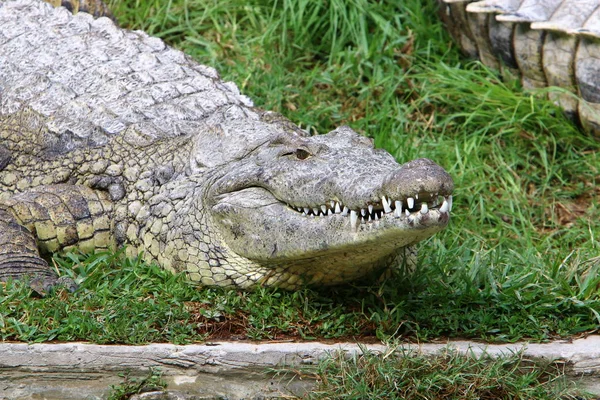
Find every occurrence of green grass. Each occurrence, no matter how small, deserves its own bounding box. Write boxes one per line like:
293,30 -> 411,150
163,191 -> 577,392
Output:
305,347 -> 583,400
3,0 -> 599,397
1,0 -> 599,346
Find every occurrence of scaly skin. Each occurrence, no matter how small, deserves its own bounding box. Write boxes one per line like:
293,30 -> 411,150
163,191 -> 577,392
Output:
0,0 -> 454,289
43,0 -> 113,18
437,0 -> 600,136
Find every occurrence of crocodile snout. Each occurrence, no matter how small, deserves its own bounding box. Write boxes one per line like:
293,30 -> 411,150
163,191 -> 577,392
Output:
384,158 -> 454,199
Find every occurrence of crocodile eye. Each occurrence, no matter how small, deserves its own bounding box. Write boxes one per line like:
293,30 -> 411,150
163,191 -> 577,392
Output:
295,149 -> 310,160
281,148 -> 311,160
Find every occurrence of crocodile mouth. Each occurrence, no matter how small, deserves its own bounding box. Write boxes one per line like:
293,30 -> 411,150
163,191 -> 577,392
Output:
285,193 -> 452,231
209,185 -> 453,272
213,186 -> 452,245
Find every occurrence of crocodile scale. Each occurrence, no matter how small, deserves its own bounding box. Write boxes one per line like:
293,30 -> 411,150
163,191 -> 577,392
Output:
437,0 -> 600,136
0,0 -> 454,290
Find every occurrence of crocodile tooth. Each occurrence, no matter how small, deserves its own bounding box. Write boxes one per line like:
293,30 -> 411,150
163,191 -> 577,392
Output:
341,206 -> 349,216
420,203 -> 429,214
321,205 -> 327,214
440,199 -> 449,213
368,204 -> 373,214
331,201 -> 335,208
304,207 -> 310,214
407,197 -> 415,209
374,212 -> 379,220
368,215 -> 372,222
335,202 -> 341,214
313,208 -> 319,215
382,196 -> 392,213
448,195 -> 453,212
405,209 -> 410,217
415,193 -> 419,199
394,200 -> 402,217
361,208 -> 366,216
350,210 -> 358,230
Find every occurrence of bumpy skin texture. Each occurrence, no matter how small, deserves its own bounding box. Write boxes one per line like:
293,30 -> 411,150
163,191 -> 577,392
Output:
0,0 -> 454,289
44,0 -> 113,19
438,0 -> 600,136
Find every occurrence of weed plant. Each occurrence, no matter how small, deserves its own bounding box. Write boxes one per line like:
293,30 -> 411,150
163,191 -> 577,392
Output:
1,0 -> 599,346
107,368 -> 167,400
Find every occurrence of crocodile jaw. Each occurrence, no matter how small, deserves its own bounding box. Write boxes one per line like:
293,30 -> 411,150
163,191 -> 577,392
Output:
212,186 -> 451,279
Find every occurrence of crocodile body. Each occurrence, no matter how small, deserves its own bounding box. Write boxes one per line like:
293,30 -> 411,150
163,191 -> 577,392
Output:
0,0 -> 453,289
437,0 -> 600,136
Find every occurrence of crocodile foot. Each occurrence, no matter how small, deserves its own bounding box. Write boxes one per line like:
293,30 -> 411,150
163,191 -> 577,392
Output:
0,208 -> 69,295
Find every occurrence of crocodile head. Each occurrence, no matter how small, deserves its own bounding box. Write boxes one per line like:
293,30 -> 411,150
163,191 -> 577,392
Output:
164,110 -> 453,288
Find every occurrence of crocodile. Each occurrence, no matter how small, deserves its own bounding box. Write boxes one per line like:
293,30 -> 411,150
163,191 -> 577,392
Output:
0,0 -> 454,290
437,0 -> 600,136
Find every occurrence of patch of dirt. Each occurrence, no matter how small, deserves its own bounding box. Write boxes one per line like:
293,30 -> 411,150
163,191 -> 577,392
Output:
542,184 -> 599,230
183,301 -> 380,342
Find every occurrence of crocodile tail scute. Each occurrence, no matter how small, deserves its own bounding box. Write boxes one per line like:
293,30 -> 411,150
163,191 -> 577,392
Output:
437,0 -> 600,137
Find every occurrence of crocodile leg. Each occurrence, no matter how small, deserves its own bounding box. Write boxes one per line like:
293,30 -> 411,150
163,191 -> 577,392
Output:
0,184 -> 115,289
376,246 -> 418,283
398,246 -> 418,275
0,208 -> 56,285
